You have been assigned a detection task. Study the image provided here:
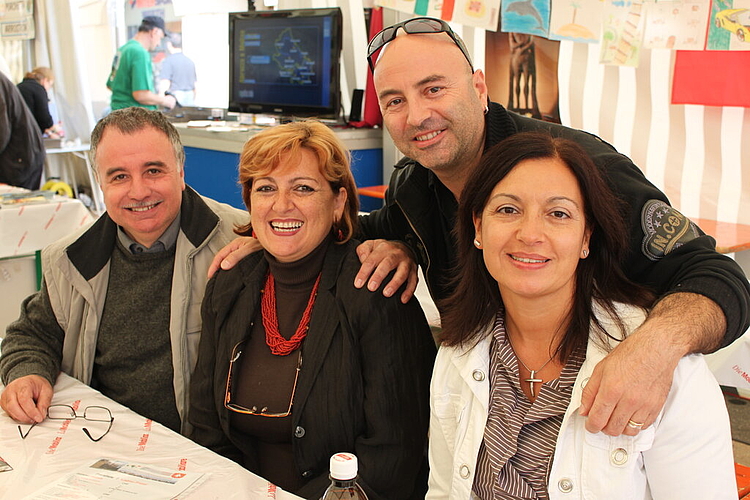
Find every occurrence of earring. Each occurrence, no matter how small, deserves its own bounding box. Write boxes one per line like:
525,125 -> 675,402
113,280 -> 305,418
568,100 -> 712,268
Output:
474,239 -> 482,248
484,105 -> 489,115
251,230 -> 257,239
582,249 -> 589,258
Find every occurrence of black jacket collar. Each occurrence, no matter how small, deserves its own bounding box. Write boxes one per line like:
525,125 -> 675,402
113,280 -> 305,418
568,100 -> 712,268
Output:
66,186 -> 219,280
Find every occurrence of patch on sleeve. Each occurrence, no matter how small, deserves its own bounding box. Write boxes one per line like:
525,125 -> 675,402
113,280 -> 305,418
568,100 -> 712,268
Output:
640,200 -> 700,261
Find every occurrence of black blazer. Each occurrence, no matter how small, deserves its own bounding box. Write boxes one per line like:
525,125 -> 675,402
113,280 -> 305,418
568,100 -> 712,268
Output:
189,240 -> 435,499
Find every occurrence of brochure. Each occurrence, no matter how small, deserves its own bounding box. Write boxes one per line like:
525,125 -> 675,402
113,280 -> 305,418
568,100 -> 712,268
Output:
21,458 -> 206,500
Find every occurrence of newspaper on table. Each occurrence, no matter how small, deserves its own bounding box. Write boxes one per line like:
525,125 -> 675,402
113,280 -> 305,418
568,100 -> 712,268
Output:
20,458 -> 206,500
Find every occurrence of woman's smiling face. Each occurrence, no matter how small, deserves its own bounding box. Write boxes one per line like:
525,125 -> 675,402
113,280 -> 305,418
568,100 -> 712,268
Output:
250,148 -> 346,263
474,157 -> 591,304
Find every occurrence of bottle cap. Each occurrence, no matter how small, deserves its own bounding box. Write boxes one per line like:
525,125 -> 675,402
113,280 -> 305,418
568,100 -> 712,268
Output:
329,452 -> 358,480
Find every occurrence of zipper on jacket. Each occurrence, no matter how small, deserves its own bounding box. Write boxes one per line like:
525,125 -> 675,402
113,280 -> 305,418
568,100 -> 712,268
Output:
395,198 -> 433,296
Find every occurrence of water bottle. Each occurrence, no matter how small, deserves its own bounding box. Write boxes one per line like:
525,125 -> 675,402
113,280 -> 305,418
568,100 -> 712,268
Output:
320,452 -> 369,500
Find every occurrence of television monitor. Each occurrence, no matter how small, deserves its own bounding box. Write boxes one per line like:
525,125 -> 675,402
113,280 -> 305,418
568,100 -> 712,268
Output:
228,8 -> 343,119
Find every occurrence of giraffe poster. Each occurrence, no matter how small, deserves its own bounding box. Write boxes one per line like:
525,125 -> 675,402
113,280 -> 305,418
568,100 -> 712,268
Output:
485,30 -> 560,122
501,0 -> 551,37
599,0 -> 646,66
549,0 -> 602,43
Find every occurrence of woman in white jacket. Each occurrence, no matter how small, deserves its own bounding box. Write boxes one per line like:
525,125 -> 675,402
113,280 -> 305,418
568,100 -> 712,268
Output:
428,132 -> 736,500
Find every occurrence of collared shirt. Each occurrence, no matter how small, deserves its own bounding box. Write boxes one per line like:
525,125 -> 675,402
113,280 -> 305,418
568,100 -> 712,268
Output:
117,211 -> 181,254
473,312 -> 585,500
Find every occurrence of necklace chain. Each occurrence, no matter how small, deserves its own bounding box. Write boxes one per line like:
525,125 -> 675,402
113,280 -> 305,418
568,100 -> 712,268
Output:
506,334 -> 561,398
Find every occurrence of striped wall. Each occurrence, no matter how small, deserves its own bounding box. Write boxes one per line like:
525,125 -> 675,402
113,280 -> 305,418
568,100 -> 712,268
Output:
557,40 -> 750,226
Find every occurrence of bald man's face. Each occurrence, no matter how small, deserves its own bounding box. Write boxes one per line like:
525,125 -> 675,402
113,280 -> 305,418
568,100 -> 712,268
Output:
373,33 -> 488,177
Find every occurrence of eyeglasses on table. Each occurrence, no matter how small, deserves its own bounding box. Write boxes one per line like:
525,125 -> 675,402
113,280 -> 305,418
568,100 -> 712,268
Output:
366,17 -> 474,72
18,404 -> 114,442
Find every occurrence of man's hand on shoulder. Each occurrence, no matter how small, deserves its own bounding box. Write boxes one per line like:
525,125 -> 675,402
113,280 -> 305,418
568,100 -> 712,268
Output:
1,375 -> 53,424
579,292 -> 725,436
578,331 -> 674,436
355,239 -> 418,304
207,236 -> 262,278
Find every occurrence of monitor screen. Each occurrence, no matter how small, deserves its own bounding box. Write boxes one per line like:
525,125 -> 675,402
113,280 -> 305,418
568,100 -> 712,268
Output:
228,8 -> 343,118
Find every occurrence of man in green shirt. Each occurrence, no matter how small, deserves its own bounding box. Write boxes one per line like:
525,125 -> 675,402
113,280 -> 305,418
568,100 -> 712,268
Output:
107,16 -> 176,111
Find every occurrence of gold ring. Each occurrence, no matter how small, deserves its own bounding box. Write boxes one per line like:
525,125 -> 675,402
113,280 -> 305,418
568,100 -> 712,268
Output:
627,419 -> 644,429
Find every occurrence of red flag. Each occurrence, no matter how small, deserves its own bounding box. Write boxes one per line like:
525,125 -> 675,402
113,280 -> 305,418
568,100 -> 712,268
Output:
350,7 -> 383,128
672,50 -> 750,108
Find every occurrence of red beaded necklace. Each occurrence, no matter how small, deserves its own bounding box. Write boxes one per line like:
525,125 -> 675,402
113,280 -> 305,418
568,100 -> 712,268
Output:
261,271 -> 322,356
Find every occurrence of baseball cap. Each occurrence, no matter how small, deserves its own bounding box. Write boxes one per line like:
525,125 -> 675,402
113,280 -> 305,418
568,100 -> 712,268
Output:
141,16 -> 167,34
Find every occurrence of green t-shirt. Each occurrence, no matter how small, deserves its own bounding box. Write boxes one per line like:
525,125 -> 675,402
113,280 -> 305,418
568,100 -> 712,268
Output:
107,39 -> 157,111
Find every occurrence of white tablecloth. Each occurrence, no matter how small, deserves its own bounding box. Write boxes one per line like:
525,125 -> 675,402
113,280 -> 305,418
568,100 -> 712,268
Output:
0,185 -> 94,259
0,373 -> 303,499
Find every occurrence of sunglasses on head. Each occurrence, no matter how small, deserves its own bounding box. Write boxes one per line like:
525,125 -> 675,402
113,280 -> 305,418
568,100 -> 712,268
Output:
367,17 -> 474,73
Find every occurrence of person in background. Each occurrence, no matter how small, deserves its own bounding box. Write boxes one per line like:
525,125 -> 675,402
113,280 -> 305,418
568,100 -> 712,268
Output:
0,70 -> 44,189
17,67 -> 64,139
189,120 -> 434,500
158,33 -> 197,107
107,16 -> 176,111
0,107 -> 246,434
427,132 -> 735,499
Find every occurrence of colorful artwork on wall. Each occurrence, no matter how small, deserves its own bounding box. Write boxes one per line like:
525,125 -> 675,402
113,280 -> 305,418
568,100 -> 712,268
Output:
375,0 -> 501,30
642,1 -> 710,50
599,0 -> 645,66
706,0 -> 750,50
549,0 -> 602,43
501,0 -> 551,37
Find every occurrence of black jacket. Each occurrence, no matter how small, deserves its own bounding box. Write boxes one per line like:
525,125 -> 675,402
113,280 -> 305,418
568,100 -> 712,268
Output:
359,102 -> 750,347
189,240 -> 435,499
0,71 -> 44,189
17,78 -> 54,132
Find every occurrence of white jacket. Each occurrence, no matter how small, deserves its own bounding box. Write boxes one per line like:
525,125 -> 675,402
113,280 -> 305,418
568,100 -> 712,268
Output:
427,303 -> 736,499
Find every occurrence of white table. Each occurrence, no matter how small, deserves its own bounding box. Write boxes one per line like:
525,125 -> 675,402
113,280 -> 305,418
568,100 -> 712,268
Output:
0,373 -> 303,499
0,185 -> 94,260
0,186 -> 96,334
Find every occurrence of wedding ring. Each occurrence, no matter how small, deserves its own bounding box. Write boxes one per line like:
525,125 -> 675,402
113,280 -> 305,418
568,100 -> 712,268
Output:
627,419 -> 644,429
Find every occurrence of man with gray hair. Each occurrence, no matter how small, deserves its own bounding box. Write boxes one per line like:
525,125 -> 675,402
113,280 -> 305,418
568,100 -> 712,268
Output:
0,107 -> 246,434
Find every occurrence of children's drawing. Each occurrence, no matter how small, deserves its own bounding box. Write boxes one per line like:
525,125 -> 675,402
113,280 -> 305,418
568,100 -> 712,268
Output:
599,0 -> 645,67
501,0 -> 551,37
706,0 -> 750,50
549,0 -> 603,43
642,1 -> 710,50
